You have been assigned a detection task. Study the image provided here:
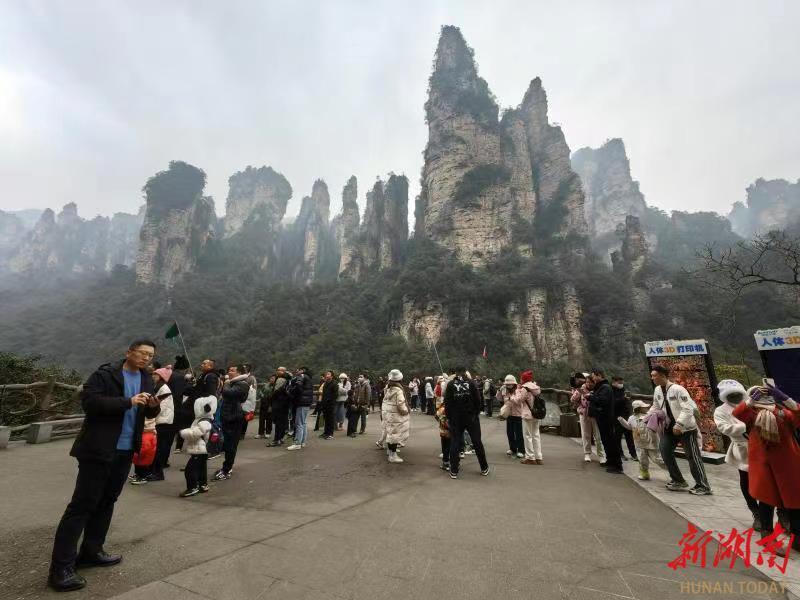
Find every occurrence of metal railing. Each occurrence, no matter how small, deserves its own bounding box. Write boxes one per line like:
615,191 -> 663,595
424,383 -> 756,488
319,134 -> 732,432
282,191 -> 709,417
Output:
0,378 -> 83,441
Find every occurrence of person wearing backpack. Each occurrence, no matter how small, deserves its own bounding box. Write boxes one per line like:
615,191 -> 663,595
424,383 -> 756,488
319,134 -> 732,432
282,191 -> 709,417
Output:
268,367 -> 291,447
517,370 -> 545,465
445,367 -> 490,479
286,367 -> 314,450
212,365 -> 249,480
240,364 -> 257,440
178,395 -> 218,497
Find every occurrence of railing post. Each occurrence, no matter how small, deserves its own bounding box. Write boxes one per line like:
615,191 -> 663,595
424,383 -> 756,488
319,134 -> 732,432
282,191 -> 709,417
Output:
39,376 -> 56,414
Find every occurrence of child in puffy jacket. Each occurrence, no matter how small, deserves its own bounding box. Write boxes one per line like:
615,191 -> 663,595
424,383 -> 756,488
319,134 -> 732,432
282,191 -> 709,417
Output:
618,400 -> 664,480
179,396 -> 218,498
130,418 -> 157,485
435,397 -> 450,471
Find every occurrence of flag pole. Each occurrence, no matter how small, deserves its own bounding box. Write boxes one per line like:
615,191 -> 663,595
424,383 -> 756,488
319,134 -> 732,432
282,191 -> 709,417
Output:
430,340 -> 445,376
174,321 -> 195,378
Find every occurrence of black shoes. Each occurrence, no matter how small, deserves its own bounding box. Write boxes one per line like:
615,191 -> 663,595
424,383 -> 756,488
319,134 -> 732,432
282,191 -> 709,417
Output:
76,550 -> 122,568
606,466 -> 624,474
48,566 -> 86,592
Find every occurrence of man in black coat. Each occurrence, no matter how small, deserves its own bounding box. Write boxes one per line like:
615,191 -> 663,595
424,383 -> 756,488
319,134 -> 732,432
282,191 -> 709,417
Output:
49,340 -> 161,592
589,368 -> 623,474
320,370 -> 338,439
213,364 -> 249,480
268,367 -> 292,446
444,368 -> 490,478
175,358 -> 218,451
612,376 -> 637,461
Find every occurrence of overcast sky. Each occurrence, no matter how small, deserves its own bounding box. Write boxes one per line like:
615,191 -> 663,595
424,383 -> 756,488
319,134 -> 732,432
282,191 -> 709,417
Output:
1,0 -> 798,224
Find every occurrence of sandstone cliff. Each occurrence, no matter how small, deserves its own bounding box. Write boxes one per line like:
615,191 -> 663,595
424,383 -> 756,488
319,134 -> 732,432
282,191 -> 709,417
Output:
290,179 -> 331,285
337,174 -> 409,280
135,161 -> 216,287
611,215 -> 648,277
223,166 -> 292,237
5,203 -> 142,274
0,210 -> 27,267
417,27 -> 587,268
336,176 -> 362,278
729,178 -> 800,237
572,139 -> 647,258
410,26 -> 590,364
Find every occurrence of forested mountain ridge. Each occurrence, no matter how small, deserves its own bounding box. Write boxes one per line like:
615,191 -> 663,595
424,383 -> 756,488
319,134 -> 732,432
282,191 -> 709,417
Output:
0,26 -> 796,388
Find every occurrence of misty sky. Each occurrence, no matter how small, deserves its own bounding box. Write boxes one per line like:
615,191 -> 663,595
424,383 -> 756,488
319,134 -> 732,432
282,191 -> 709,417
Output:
1,1 -> 798,225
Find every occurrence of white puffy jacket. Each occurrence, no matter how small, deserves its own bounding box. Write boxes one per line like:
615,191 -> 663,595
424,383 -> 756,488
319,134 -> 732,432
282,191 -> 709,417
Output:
154,383 -> 174,425
180,396 -> 217,455
713,402 -> 749,471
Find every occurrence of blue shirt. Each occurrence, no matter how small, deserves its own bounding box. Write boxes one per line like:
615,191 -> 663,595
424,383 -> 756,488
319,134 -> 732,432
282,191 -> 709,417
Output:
116,368 -> 142,451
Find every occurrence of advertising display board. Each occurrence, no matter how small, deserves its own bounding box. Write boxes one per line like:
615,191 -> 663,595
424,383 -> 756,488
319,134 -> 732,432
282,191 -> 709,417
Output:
644,339 -> 723,453
755,326 -> 800,402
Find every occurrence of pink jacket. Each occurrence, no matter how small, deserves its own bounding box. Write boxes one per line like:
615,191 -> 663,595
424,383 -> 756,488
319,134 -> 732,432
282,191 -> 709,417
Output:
570,385 -> 591,416
503,382 -> 542,419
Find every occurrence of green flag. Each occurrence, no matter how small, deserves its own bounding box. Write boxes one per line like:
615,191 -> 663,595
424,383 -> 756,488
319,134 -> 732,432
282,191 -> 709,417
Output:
165,322 -> 180,339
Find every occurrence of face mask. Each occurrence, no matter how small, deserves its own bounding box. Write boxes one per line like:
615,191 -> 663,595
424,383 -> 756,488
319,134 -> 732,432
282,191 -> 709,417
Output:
506,384 -> 515,390
726,393 -> 744,405
612,383 -> 624,389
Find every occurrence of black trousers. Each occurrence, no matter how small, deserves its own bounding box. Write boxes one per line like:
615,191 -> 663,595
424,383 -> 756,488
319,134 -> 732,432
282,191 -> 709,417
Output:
738,469 -> 760,515
258,407 -> 273,437
615,421 -> 637,458
222,420 -> 242,473
598,418 -> 622,470
360,408 -> 367,433
152,424 -> 175,478
185,455 -> 208,489
272,400 -> 289,442
51,451 -> 132,570
323,401 -> 336,436
347,408 -> 359,435
441,436 -> 451,466
506,416 -> 524,454
485,396 -> 493,417
448,415 -> 488,474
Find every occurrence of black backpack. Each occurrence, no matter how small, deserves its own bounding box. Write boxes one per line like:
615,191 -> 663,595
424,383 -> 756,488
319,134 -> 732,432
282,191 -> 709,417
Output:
285,376 -> 303,401
532,396 -> 546,420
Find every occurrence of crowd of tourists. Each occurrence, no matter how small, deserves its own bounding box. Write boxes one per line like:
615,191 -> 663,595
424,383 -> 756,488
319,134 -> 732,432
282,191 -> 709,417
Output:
45,338 -> 800,592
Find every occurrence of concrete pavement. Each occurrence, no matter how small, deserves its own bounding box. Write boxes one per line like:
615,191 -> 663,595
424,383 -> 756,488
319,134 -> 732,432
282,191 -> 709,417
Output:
0,412 -> 791,600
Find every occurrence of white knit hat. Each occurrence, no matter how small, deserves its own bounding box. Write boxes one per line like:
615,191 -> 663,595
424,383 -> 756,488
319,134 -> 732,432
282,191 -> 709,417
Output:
631,400 -> 650,411
388,369 -> 403,382
504,374 -> 517,385
339,373 -> 348,379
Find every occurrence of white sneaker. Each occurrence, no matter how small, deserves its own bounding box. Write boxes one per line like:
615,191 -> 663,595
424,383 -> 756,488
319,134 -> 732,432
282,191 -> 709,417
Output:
464,449 -> 475,455
438,453 -> 444,458
286,444 -> 302,451
506,450 -> 513,456
516,452 -> 524,459
253,434 -> 263,439
584,454 -> 592,463
388,452 -> 404,464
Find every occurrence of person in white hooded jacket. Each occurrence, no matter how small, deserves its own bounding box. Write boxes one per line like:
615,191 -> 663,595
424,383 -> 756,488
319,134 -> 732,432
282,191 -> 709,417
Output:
649,365 -> 711,495
714,379 -> 761,530
179,395 -> 217,497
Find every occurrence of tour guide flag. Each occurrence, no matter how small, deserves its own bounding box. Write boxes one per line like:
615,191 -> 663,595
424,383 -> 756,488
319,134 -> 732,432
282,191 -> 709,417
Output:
165,322 -> 180,339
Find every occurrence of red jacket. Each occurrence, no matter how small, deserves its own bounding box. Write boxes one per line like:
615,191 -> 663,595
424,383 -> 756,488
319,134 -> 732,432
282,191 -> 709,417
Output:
732,402 -> 800,509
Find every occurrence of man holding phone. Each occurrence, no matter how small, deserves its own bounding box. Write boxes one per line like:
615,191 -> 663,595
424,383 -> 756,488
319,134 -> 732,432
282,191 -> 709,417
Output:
48,340 -> 161,592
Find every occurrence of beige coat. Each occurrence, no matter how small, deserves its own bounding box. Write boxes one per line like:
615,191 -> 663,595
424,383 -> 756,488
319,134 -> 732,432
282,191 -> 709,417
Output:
381,383 -> 410,445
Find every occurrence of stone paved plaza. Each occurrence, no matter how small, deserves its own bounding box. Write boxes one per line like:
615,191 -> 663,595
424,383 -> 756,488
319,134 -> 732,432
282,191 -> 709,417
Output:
0,413 -> 796,600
